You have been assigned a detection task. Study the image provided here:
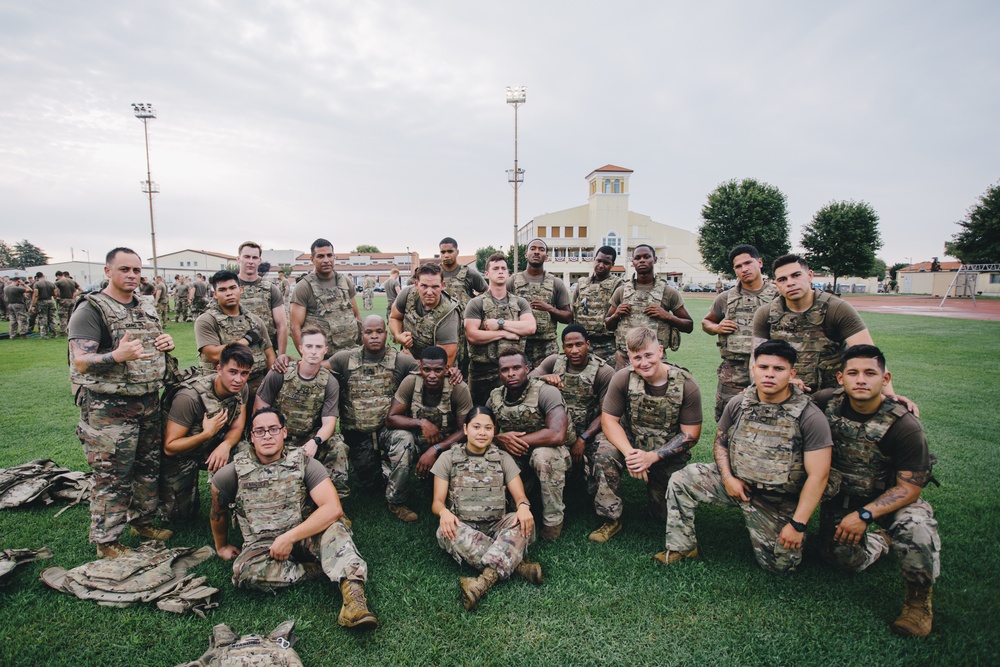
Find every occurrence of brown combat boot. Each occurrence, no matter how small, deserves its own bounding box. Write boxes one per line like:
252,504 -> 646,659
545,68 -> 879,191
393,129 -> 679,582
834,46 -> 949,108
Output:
653,547 -> 699,566
539,522 -> 563,542
129,524 -> 174,541
338,579 -> 378,629
891,582 -> 933,638
96,542 -> 130,559
388,503 -> 418,523
460,567 -> 499,611
514,560 -> 543,586
588,520 -> 622,543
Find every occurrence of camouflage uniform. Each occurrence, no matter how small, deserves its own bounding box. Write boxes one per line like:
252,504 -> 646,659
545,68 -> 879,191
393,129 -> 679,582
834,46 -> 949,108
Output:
572,274 -> 623,361
33,280 -> 57,339
766,290 -> 845,392
160,374 -> 244,522
239,277 -> 278,349
56,277 -> 80,337
714,281 -> 779,420
489,378 -> 570,527
302,272 -> 360,356
664,387 -> 815,573
70,292 -> 166,545
437,445 -> 534,579
441,266 -> 473,376
467,293 -> 526,406
818,391 -> 940,586
400,287 -> 460,361
174,282 -> 191,322
5,296 -> 27,338
191,280 -> 209,319
230,448 -> 367,591
614,277 -> 681,358
155,283 -> 169,326
362,277 -> 375,310
339,347 -> 400,490
593,366 -> 692,522
510,271 -> 559,368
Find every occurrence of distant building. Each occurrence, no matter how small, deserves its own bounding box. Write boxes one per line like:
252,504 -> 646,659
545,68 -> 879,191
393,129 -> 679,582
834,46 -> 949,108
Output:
292,251 -> 420,286
897,260 -> 1000,296
148,249 -> 238,275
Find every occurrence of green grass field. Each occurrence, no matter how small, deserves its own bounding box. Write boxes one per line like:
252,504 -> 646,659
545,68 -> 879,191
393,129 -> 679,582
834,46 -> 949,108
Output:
1,296 -> 998,666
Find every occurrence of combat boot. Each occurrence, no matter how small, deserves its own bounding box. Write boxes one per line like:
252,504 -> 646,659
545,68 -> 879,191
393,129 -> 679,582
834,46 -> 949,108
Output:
460,567 -> 499,611
338,579 -> 378,629
130,524 -> 174,541
891,582 -> 933,638
539,522 -> 563,542
388,503 -> 418,523
514,560 -> 543,586
653,547 -> 699,566
588,519 -> 622,543
96,542 -> 129,559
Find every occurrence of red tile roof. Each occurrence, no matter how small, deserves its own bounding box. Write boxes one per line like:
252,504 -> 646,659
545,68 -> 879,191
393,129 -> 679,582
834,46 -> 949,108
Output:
900,261 -> 961,272
590,164 -> 633,173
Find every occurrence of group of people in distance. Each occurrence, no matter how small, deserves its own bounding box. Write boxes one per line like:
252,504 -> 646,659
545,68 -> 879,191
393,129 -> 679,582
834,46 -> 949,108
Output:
61,236 -> 939,636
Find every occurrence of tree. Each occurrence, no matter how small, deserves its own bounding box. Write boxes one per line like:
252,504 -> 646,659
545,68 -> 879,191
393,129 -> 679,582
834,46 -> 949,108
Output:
353,245 -> 380,253
0,240 -> 13,267
475,246 -> 502,273
801,201 -> 883,290
474,245 -> 527,274
888,262 -> 908,280
12,240 -> 49,268
698,178 -> 791,277
872,258 -> 887,281
948,182 -> 1000,263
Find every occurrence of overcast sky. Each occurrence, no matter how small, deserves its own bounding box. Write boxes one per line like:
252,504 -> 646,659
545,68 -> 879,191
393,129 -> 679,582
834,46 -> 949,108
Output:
2,1 -> 997,267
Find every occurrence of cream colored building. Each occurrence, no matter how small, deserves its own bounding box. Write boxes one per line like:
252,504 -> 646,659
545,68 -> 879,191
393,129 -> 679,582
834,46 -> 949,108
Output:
517,165 -> 713,287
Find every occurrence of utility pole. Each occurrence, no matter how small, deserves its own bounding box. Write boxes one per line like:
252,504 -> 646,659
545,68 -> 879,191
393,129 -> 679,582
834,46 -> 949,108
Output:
132,103 -> 160,278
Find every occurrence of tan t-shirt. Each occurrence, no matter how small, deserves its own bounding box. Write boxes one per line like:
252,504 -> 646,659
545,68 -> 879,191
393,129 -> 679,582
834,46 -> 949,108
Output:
530,354 -> 615,408
608,280 -> 685,313
602,366 -> 703,425
290,273 -> 354,311
751,292 -> 867,343
394,374 -> 474,419
166,384 -> 249,429
194,309 -> 273,354
256,368 -> 340,418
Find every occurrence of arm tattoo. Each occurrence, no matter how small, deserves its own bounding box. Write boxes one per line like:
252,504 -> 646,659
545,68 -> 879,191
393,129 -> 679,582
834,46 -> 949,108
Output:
70,339 -> 118,374
869,485 -> 910,511
654,432 -> 696,461
897,470 -> 931,488
209,493 -> 227,522
713,428 -> 733,477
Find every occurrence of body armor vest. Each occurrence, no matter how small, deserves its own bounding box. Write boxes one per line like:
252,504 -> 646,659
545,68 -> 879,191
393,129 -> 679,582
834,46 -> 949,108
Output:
468,293 -> 526,363
573,275 -> 621,338
403,288 -> 459,359
200,306 -> 268,378
340,347 -> 398,433
442,265 -> 473,310
551,355 -> 604,442
615,277 -> 681,352
69,292 -> 166,395
825,389 -> 907,497
166,375 -> 243,450
621,366 -> 688,452
180,621 -> 303,667
410,373 -> 454,448
767,290 -> 844,391
719,281 -> 778,360
239,278 -> 276,344
728,387 -> 810,494
273,362 -> 331,443
234,447 -> 308,543
489,378 -> 547,436
449,445 -> 506,523
511,271 -> 558,340
302,272 -> 359,353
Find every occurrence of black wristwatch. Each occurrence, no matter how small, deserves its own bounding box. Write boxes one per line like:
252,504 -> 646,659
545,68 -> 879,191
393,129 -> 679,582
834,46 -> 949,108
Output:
580,432 -> 593,443
789,519 -> 807,533
312,436 -> 323,447
497,318 -> 506,330
858,508 -> 874,524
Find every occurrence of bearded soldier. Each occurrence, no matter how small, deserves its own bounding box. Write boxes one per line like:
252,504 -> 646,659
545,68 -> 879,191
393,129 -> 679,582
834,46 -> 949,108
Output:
605,245 -> 694,368
161,343 -> 252,522
438,237 -> 488,377
68,247 -> 175,557
210,407 -> 377,629
389,263 -> 461,366
813,345 -> 939,638
597,326 -> 702,542
290,239 -> 361,359
509,239 -> 573,369
571,245 -> 622,361
702,244 -> 779,420
383,346 -> 474,522
237,241 -> 289,355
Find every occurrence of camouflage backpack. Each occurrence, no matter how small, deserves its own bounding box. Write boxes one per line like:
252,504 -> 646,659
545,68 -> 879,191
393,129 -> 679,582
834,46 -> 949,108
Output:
0,546 -> 53,585
41,540 -> 219,617
0,459 -> 93,514
177,620 -> 303,667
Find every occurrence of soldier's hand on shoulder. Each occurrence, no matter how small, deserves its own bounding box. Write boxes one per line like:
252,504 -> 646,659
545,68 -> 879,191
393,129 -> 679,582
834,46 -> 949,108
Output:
538,373 -> 563,388
272,353 -> 291,373
447,366 -> 464,385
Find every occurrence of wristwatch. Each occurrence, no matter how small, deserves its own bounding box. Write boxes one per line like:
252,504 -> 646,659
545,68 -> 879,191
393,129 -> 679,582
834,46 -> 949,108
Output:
789,519 -> 807,533
858,508 -> 874,524
497,318 -> 506,330
312,436 -> 323,447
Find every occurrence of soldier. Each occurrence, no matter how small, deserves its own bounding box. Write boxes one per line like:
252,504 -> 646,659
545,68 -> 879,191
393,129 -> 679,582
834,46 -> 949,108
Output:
702,244 -> 779,420
191,273 -> 210,319
254,326 -> 349,497
571,245 -> 623,361
4,277 -> 28,339
605,244 -> 694,368
195,270 -> 275,404
432,405 -> 541,611
277,270 -> 291,306
464,253 -> 536,406
29,271 -> 57,339
597,326 -> 702,542
439,237 -> 488,377
237,241 -> 289,355
68,247 -> 175,557
813,345 -> 940,637
509,239 -> 573,369
389,263 -> 461,366
362,274 -> 376,310
153,275 -> 169,328
489,347 -> 569,541
290,239 -> 361,359
172,275 -> 192,322
161,342 -> 251,522
383,346 -> 474,522
382,268 -> 401,321
55,271 -> 82,337
658,340 -> 832,573
210,407 -> 377,629
138,275 -> 155,300
331,315 -> 418,493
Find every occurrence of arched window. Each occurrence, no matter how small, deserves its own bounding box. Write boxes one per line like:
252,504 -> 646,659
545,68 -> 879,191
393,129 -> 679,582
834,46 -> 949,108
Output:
601,231 -> 622,257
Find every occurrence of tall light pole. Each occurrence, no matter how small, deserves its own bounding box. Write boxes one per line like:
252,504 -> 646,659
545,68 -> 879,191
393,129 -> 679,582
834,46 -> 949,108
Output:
132,103 -> 160,278
506,86 -> 526,272
82,249 -> 92,285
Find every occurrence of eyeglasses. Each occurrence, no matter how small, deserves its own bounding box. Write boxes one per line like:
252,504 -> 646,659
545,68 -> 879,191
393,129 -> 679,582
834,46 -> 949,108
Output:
251,426 -> 283,438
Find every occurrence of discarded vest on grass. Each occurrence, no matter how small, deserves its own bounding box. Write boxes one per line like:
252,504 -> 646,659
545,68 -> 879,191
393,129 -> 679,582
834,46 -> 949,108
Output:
449,445 -> 506,524
41,540 -> 218,617
0,459 -> 93,513
0,546 -> 53,584
615,278 -> 681,353
177,620 -> 303,667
